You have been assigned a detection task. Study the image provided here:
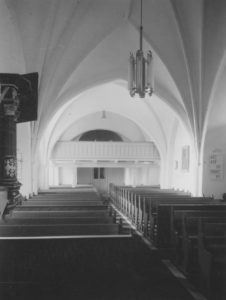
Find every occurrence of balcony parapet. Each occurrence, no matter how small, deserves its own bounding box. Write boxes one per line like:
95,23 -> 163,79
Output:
51,141 -> 160,164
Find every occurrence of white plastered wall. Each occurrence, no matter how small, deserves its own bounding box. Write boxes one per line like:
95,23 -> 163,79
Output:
166,120 -> 197,195
37,80 -> 197,193
17,123 -> 32,198
202,126 -> 226,199
202,61 -> 226,199
124,165 -> 160,187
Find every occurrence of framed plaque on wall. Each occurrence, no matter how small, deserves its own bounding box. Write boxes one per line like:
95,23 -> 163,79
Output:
209,149 -> 224,180
181,145 -> 190,171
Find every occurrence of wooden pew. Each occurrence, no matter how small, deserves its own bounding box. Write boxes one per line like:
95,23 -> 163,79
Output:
32,195 -> 100,201
109,184 -> 211,238
33,190 -> 100,200
133,196 -> 213,241
110,185 -> 190,231
109,184 -> 163,211
109,183 -> 226,298
0,223 -> 121,237
127,191 -> 190,226
139,195 -> 193,238
156,203 -> 226,251
13,205 -> 109,212
1,187 -> 133,238
120,192 -> 189,236
0,216 -> 115,225
197,220 -> 226,299
22,200 -> 103,206
11,210 -> 111,219
109,184 -> 225,244
121,188 -> 189,217
173,212 -> 226,273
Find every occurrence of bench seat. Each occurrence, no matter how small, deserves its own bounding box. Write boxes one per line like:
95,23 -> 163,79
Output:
11,210 -> 110,218
13,205 -> 109,212
0,223 -> 121,237
0,216 -> 115,225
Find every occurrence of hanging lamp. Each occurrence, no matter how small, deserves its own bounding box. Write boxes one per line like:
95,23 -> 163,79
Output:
128,0 -> 154,98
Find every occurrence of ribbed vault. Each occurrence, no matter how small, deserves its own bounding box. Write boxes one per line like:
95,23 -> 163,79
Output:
1,0 -> 226,196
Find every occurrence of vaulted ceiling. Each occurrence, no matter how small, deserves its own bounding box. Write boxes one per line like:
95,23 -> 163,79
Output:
1,0 -> 226,158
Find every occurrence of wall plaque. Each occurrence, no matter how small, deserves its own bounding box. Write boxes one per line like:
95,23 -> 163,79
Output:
181,145 -> 190,171
209,149 -> 224,180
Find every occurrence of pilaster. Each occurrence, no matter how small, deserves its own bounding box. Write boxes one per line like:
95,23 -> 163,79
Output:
0,86 -> 22,207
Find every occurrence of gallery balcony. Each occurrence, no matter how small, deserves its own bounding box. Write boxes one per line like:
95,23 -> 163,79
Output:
51,141 -> 160,167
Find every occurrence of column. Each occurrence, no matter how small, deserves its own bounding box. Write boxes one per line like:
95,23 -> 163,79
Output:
0,86 -> 22,207
72,164 -> 77,188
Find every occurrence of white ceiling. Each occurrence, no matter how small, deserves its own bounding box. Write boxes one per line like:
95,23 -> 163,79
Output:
1,0 -> 226,158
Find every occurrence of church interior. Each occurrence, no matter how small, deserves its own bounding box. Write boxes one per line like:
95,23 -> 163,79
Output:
0,0 -> 226,299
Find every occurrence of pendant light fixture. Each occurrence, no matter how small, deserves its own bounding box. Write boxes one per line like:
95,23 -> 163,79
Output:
128,0 -> 154,98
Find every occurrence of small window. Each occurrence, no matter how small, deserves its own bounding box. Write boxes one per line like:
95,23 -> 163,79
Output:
100,168 -> 105,179
93,168 -> 105,179
93,168 -> 99,179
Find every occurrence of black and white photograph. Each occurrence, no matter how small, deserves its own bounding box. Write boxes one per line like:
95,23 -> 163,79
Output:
0,0 -> 226,299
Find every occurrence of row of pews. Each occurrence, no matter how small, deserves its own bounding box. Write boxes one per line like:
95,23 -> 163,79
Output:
109,183 -> 226,299
0,186 -> 200,300
0,187 -> 131,237
0,235 -> 198,300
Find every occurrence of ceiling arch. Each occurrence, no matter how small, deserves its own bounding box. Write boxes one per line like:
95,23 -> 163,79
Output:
44,83 -> 168,161
38,82 -> 189,173
35,20 -> 187,144
59,111 -> 146,143
0,0 -> 225,165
